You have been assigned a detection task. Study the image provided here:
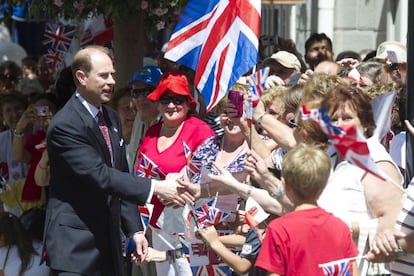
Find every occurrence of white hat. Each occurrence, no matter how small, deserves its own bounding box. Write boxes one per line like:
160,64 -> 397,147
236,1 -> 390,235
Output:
268,51 -> 301,71
375,40 -> 406,63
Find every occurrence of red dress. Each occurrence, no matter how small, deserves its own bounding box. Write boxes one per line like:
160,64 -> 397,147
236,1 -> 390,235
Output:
256,207 -> 358,275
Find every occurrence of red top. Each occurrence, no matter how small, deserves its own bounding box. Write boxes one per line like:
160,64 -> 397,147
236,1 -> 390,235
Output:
256,207 -> 358,275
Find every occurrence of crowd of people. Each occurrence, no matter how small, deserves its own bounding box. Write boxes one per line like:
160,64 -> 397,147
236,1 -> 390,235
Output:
0,30 -> 412,276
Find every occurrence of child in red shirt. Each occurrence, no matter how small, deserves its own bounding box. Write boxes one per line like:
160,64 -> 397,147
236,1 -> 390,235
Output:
256,143 -> 359,275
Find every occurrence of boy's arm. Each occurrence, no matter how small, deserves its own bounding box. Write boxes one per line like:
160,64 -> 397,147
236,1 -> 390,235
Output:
267,273 -> 281,276
197,226 -> 254,274
218,233 -> 246,248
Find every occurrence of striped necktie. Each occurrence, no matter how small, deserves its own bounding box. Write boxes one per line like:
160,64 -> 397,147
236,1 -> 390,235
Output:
97,110 -> 113,162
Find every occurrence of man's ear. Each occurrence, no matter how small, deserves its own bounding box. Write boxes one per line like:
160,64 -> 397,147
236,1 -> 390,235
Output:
75,70 -> 86,85
281,177 -> 289,192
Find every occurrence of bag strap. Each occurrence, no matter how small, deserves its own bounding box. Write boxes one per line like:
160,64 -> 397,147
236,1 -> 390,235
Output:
2,246 -> 10,270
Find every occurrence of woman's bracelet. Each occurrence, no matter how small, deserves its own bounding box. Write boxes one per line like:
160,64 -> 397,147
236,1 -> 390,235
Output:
268,184 -> 284,200
255,112 -> 268,127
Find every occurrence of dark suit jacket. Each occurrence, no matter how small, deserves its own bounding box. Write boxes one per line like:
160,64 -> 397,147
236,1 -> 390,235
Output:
44,94 -> 152,275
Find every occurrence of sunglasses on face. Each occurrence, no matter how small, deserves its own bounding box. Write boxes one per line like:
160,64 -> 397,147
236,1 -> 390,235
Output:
288,119 -> 300,129
131,87 -> 153,98
159,95 -> 188,105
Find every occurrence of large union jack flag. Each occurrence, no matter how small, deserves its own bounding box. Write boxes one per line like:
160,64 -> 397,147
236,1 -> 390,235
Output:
300,105 -> 387,181
165,0 -> 261,111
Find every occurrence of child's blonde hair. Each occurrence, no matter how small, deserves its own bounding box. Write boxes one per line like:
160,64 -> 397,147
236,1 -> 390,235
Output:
282,143 -> 331,201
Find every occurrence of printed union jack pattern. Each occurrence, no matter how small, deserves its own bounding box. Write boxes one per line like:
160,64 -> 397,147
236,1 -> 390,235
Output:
190,136 -> 245,184
301,105 -> 387,181
319,258 -> 356,276
165,0 -> 261,111
248,66 -> 269,107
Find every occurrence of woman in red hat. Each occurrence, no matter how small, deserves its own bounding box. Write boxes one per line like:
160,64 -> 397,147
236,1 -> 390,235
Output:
135,71 -> 214,275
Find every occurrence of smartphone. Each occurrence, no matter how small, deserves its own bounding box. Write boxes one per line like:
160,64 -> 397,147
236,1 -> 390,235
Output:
228,90 -> 244,117
33,105 -> 49,117
288,72 -> 302,86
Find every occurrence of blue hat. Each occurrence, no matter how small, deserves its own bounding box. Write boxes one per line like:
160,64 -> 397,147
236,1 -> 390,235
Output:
128,66 -> 163,86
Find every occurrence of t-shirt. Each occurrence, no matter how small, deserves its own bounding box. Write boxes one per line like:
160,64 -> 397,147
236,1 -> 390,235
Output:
256,207 -> 358,275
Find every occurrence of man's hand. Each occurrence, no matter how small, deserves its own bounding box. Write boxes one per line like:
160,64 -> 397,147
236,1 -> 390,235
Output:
154,178 -> 197,208
244,150 -> 273,187
265,75 -> 285,88
130,232 -> 148,266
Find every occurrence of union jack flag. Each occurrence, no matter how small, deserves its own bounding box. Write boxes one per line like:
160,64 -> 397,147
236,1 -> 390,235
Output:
44,49 -> 65,70
301,105 -> 387,181
43,23 -> 74,51
191,264 -> 231,276
137,204 -> 153,233
165,0 -> 261,111
194,197 -> 231,229
319,257 -> 357,276
182,139 -> 204,179
248,66 -> 269,107
136,152 -> 163,179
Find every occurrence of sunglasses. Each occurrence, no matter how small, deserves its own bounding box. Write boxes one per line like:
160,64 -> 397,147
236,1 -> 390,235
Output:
159,95 -> 187,105
288,119 -> 300,129
131,87 -> 153,98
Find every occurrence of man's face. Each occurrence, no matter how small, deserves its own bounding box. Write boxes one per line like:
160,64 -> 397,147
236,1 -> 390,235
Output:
305,39 -> 333,70
131,81 -> 158,119
78,51 -> 116,107
264,60 -> 295,82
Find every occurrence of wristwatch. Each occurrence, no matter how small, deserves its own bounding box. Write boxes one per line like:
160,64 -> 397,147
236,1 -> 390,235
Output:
167,248 -> 185,263
268,185 -> 284,200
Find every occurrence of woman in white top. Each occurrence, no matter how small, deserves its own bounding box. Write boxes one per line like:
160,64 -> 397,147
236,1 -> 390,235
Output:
0,212 -> 49,275
317,85 -> 403,274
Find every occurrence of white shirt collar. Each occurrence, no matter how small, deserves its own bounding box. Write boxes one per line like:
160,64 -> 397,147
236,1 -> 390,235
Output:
76,92 -> 101,119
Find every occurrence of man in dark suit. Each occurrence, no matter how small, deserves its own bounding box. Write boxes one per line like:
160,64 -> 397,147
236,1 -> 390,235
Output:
43,46 -> 194,276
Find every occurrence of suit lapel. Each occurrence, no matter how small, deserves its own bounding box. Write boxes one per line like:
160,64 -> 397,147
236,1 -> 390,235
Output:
72,96 -> 113,166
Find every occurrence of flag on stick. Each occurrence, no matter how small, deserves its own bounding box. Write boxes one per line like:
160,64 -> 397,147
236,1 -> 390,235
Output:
165,0 -> 261,111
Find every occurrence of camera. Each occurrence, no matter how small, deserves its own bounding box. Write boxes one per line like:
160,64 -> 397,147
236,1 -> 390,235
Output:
33,105 -> 49,117
228,90 -> 244,117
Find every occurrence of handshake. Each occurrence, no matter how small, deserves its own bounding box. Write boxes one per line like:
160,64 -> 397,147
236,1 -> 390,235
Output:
152,176 -> 201,208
